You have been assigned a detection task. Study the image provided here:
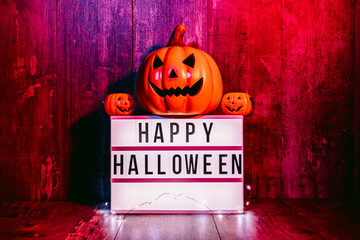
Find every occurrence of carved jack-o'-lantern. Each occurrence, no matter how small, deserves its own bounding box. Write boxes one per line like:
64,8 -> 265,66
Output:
136,24 -> 223,116
104,93 -> 135,116
221,92 -> 254,116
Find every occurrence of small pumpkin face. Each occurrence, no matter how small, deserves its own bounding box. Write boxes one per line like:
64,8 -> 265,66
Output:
136,25 -> 223,116
221,92 -> 254,116
104,93 -> 135,116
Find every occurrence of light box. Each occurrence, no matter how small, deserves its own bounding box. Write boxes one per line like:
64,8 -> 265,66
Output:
110,115 -> 244,214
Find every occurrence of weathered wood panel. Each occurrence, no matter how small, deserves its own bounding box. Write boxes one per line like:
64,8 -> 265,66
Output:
355,0 -> 360,198
0,0 -> 22,201
0,0 -> 58,201
282,0 -> 355,198
246,0 -> 282,198
57,0 -> 133,202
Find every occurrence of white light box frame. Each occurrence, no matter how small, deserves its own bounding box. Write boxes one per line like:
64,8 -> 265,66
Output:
110,115 -> 243,214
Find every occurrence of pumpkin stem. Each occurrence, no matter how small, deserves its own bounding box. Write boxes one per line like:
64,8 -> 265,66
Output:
166,24 -> 187,47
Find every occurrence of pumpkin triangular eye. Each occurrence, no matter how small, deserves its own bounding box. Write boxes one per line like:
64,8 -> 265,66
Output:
153,55 -> 164,69
182,54 -> 195,68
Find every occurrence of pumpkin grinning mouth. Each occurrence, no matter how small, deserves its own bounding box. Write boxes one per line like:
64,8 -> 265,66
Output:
149,78 -> 203,97
226,106 -> 242,112
116,106 -> 132,112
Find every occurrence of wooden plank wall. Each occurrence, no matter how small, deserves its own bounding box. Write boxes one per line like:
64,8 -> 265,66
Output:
0,0 -> 59,200
355,0 -> 360,199
0,0 -> 358,201
282,0 -> 356,198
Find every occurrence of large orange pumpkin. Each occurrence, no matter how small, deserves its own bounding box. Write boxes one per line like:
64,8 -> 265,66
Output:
104,93 -> 135,116
136,24 -> 223,116
221,92 -> 254,116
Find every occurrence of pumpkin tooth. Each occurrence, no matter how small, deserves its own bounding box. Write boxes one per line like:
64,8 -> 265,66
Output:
181,86 -> 190,96
174,87 -> 183,97
168,88 -> 175,97
116,106 -> 132,112
225,106 -> 242,112
149,78 -> 203,97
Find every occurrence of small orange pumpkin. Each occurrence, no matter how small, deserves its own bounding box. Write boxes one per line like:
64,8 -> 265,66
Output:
221,92 -> 254,116
136,24 -> 223,116
104,93 -> 135,116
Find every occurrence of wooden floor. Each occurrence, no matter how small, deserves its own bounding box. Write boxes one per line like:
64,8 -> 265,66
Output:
0,200 -> 359,239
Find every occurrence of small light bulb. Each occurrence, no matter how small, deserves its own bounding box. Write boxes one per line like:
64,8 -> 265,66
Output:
246,185 -> 251,190
246,201 -> 250,206
155,70 -> 160,81
187,71 -> 192,80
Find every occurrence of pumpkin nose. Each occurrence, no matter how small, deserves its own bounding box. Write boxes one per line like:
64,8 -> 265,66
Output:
168,69 -> 178,78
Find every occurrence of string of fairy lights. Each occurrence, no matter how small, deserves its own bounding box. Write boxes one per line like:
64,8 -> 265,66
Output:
106,184 -> 253,216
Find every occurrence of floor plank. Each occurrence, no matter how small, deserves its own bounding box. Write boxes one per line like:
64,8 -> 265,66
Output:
115,214 -> 220,240
1,200 -> 359,239
0,202 -> 95,240
283,199 -> 360,240
213,200 -> 323,240
65,206 -> 123,240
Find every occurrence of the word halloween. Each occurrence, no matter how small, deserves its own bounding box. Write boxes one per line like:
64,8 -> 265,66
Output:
113,153 -> 242,176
